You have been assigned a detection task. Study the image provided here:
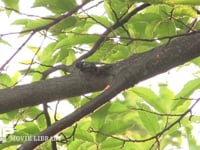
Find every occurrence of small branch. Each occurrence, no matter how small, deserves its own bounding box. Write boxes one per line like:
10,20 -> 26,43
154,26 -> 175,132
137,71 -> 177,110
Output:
118,31 -> 197,45
23,112 -> 43,122
43,103 -> 57,150
130,107 -> 183,117
13,31 -> 47,86
75,3 -> 150,63
79,0 -> 104,14
54,101 -> 60,121
0,31 -> 36,71
42,64 -> 73,79
187,18 -> 197,33
0,6 -> 56,20
0,0 -> 90,37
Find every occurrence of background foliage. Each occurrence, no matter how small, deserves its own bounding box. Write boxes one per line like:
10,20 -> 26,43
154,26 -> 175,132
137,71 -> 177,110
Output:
0,0 -> 200,149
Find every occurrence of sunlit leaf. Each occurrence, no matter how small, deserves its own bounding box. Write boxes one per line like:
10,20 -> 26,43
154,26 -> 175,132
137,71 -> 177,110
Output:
132,0 -> 200,5
100,138 -> 122,149
108,101 -> 128,113
132,87 -> 164,112
0,73 -> 13,87
100,120 -> 133,135
174,6 -> 198,18
137,103 -> 160,135
54,34 -> 98,50
0,38 -> 11,46
75,129 -> 94,143
158,84 -> 175,112
172,78 -> 200,110
152,20 -> 176,37
33,0 -> 77,14
91,104 -> 111,129
50,16 -> 77,33
2,0 -> 19,16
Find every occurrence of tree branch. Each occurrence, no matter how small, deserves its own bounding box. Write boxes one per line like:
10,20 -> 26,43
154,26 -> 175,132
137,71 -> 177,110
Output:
17,31 -> 200,149
0,67 -> 111,114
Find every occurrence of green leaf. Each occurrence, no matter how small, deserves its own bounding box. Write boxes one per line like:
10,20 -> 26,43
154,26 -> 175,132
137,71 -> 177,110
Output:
15,122 -> 40,135
75,129 -> 94,143
192,57 -> 200,67
100,120 -> 133,136
89,15 -> 112,27
95,110 -> 134,143
137,103 -> 160,135
0,140 -> 22,149
190,115 -> 200,123
86,41 -> 117,63
100,138 -> 122,149
0,38 -> 11,46
50,16 -> 77,34
68,140 -> 94,150
54,48 -> 69,63
54,34 -> 98,50
174,6 -> 198,18
172,78 -> 200,110
167,0 -> 200,5
133,0 -> 200,5
2,0 -> 19,16
91,104 -> 111,129
104,1 -> 116,22
38,42 -> 56,64
12,19 -> 29,26
33,0 -> 77,14
183,122 -> 200,150
0,110 -> 18,124
68,140 -> 83,150
67,96 -> 82,108
123,90 -> 138,107
158,84 -> 175,113
0,73 -> 13,87
66,49 -> 76,65
12,18 -> 51,33
26,19 -> 51,29
23,107 -> 46,130
132,87 -> 164,112
108,101 -> 128,113
152,20 -> 176,37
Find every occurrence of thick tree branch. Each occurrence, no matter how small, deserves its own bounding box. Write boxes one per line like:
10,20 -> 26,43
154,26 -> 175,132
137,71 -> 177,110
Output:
17,31 -> 200,149
0,69 -> 111,114
0,32 -> 200,113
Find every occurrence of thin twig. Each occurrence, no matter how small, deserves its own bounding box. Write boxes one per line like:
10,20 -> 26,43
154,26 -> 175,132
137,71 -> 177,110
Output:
0,6 -> 56,20
0,31 -> 36,71
75,3 -> 151,63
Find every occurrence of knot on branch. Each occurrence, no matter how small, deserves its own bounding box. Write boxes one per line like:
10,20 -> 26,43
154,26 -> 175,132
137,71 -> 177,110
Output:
75,61 -> 97,72
75,61 -> 113,76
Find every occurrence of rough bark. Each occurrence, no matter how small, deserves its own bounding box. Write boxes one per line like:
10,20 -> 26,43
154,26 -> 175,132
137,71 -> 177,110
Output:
0,70 -> 110,114
0,32 -> 200,115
